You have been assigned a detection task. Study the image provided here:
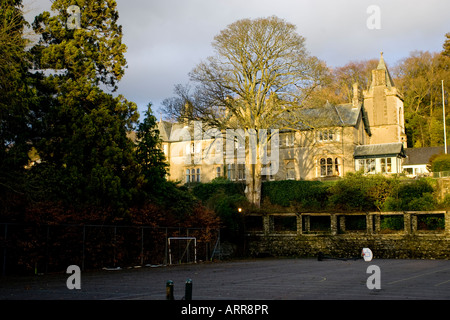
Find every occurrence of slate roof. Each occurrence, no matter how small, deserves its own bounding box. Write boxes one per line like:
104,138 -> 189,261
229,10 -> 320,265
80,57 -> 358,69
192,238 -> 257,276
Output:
403,146 -> 450,165
158,101 -> 370,141
354,143 -> 406,158
278,102 -> 370,134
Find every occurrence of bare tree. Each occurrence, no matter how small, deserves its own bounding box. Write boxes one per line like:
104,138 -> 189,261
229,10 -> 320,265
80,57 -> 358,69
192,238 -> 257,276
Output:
163,16 -> 327,207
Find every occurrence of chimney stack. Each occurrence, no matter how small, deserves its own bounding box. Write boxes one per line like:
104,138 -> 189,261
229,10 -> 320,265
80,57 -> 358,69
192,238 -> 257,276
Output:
352,83 -> 360,107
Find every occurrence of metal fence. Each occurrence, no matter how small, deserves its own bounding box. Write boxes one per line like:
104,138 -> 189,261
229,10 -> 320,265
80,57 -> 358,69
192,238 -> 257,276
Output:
0,223 -> 221,276
433,171 -> 450,178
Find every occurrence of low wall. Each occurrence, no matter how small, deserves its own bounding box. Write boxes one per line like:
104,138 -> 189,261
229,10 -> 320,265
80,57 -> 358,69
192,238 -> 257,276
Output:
246,211 -> 450,259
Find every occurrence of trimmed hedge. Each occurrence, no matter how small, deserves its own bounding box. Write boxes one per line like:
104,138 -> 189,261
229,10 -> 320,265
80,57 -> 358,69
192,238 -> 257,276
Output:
192,177 -> 245,201
261,180 -> 330,209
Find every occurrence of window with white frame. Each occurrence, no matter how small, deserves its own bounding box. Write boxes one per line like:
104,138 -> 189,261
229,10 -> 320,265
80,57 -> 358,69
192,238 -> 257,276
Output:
356,158 -> 376,174
319,157 -> 341,177
380,157 -> 392,173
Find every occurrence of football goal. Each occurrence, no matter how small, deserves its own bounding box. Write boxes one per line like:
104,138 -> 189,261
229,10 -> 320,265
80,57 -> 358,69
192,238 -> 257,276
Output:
167,237 -> 197,265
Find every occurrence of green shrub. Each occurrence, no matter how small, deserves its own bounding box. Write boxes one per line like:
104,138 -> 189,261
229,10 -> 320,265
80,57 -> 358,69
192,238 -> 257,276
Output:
382,196 -> 403,211
406,193 -> 436,211
431,154 -> 450,172
261,180 -> 330,209
380,215 -> 404,231
329,172 -> 395,211
192,178 -> 244,201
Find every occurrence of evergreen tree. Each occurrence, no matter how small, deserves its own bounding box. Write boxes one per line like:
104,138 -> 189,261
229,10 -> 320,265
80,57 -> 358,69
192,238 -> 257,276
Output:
135,103 -> 168,200
29,0 -> 139,214
0,0 -> 33,217
443,33 -> 450,57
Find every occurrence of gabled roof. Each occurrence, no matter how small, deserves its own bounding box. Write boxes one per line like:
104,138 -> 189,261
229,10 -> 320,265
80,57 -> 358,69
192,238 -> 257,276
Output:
157,120 -> 173,141
354,143 -> 406,158
295,102 -> 366,130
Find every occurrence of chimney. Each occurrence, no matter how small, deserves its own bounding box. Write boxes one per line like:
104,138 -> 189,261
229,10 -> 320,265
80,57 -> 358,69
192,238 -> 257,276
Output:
352,82 -> 360,107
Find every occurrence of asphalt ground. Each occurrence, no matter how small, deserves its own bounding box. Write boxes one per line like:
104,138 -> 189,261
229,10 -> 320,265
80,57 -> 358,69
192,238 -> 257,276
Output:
1,258 -> 449,301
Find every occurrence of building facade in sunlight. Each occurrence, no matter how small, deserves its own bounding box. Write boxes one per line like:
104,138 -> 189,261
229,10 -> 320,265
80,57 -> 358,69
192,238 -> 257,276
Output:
158,53 -> 407,184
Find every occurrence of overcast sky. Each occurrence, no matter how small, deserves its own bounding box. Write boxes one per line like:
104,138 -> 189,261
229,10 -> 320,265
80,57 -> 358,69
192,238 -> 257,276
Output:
24,0 -> 450,121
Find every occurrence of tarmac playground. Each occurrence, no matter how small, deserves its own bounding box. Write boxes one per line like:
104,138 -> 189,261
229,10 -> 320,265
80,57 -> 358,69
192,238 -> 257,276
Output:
0,257 -> 449,300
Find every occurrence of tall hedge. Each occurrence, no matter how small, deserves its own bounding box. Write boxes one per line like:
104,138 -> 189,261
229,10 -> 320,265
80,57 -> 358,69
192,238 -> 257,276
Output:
261,180 -> 330,209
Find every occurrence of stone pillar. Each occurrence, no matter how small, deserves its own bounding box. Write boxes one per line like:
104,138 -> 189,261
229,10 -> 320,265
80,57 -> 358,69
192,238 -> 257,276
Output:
366,213 -> 373,234
303,215 -> 310,233
339,215 -> 346,233
330,214 -> 338,235
374,214 -> 381,233
445,211 -> 450,236
297,214 -> 303,235
263,215 -> 270,235
403,212 -> 411,235
411,214 -> 418,234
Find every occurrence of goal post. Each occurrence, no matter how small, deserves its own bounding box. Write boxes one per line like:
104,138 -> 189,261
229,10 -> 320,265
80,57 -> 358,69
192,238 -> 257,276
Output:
167,237 -> 197,265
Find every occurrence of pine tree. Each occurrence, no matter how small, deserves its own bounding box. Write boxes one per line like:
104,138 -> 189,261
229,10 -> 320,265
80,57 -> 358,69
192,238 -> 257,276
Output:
443,33 -> 450,57
0,0 -> 33,216
135,103 -> 168,199
29,0 -> 139,213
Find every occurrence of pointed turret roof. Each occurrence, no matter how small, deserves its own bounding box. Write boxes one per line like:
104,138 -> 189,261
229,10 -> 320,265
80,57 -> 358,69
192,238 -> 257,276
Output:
371,52 -> 395,89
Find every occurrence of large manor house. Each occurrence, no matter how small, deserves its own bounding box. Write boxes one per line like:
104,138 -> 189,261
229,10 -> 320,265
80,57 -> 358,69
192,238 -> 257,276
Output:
157,53 -> 413,184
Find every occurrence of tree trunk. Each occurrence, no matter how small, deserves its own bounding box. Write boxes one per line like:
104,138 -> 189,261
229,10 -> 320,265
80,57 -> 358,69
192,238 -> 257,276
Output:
244,131 -> 262,207
245,163 -> 262,207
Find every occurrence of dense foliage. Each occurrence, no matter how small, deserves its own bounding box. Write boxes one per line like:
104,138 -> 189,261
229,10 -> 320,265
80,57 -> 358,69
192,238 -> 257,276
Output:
1,3 -> 449,234
430,154 -> 450,172
0,1 -> 219,230
195,173 -> 442,215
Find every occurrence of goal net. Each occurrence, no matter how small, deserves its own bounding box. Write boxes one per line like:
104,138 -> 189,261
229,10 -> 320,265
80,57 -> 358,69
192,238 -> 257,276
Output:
167,237 -> 197,265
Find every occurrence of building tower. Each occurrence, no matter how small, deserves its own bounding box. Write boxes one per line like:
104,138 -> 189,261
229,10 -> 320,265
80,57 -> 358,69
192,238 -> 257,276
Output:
363,52 -> 407,146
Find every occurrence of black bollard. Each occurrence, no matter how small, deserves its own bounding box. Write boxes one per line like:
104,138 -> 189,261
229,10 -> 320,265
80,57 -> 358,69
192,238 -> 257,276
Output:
185,279 -> 192,300
166,280 -> 174,300
318,251 -> 324,261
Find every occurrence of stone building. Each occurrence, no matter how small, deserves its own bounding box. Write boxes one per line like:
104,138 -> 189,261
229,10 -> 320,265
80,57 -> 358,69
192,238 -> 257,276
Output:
158,53 -> 407,184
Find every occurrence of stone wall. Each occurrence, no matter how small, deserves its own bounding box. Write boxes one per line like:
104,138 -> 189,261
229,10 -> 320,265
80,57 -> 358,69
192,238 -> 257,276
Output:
246,211 -> 450,259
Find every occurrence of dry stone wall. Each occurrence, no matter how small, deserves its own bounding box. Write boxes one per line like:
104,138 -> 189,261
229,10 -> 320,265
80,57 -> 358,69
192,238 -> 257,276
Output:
246,211 -> 450,259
